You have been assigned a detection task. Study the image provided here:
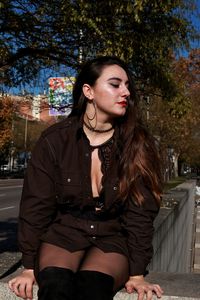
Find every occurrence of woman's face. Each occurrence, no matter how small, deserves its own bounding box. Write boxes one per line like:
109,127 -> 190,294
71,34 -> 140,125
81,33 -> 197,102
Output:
84,64 -> 130,121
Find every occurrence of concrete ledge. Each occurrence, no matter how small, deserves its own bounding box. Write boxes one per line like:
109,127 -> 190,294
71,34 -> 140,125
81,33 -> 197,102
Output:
1,272 -> 200,299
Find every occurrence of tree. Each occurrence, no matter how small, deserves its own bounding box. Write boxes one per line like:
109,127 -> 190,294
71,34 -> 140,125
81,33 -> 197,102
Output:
0,96 -> 13,152
175,49 -> 200,167
0,96 -> 14,166
0,0 -> 198,99
10,94 -> 55,164
147,49 -> 200,178
12,115 -> 50,154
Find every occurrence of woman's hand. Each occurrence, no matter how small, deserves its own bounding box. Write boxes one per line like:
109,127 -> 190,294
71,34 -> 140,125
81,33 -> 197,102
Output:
125,275 -> 163,300
8,269 -> 35,300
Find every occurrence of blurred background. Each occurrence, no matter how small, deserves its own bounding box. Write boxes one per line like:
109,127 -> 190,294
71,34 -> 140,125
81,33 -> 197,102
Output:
0,0 -> 200,183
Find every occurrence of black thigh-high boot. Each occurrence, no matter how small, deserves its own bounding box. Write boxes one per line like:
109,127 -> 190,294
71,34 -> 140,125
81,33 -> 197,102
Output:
37,266 -> 75,300
75,270 -> 114,300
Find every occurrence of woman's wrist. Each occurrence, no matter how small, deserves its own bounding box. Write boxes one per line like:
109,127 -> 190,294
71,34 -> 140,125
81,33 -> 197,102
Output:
21,268 -> 34,275
129,275 -> 144,280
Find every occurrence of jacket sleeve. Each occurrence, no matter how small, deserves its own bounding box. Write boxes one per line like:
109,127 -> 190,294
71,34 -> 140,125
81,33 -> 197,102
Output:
18,135 -> 57,269
122,179 -> 159,276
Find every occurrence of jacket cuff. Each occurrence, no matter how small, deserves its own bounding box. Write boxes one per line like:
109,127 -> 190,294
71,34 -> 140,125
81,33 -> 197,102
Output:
22,254 -> 35,269
129,260 -> 148,276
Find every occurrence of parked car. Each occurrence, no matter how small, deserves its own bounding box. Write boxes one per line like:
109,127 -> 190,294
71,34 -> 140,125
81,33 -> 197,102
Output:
0,164 -> 9,171
195,198 -> 200,206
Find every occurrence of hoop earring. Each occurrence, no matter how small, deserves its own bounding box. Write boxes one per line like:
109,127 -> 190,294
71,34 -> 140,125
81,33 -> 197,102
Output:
86,101 -> 96,121
86,101 -> 97,129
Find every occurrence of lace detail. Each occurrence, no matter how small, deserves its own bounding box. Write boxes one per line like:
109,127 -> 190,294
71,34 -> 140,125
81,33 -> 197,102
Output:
96,137 -> 114,190
89,135 -> 114,150
93,196 -> 105,211
91,137 -> 114,211
89,136 -> 114,179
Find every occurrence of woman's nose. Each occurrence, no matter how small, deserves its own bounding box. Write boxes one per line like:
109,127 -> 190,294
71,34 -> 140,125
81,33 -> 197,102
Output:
121,85 -> 130,97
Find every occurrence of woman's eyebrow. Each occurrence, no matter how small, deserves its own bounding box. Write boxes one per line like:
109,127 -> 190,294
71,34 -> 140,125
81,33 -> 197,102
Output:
107,77 -> 129,84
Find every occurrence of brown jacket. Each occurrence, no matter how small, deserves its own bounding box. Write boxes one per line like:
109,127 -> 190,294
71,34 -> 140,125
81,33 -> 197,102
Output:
18,116 -> 159,276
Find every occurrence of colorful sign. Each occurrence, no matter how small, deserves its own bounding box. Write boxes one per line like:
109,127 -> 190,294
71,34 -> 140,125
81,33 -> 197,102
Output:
48,77 -> 75,116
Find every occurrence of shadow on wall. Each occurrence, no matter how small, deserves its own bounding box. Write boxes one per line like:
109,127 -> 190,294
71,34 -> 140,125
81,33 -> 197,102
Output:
0,219 -> 22,280
0,219 -> 18,253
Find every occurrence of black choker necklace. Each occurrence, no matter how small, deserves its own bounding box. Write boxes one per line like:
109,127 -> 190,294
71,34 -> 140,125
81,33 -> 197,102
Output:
83,120 -> 113,133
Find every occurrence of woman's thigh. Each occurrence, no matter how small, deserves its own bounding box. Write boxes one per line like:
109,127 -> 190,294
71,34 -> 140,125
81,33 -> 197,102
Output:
38,242 -> 85,273
80,247 -> 129,291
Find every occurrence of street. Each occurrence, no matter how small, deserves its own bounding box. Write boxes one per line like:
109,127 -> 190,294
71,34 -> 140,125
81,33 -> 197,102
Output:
0,179 -> 23,280
0,179 -> 22,220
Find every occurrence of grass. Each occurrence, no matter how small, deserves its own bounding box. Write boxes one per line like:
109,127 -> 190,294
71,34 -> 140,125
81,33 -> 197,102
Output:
163,176 -> 187,192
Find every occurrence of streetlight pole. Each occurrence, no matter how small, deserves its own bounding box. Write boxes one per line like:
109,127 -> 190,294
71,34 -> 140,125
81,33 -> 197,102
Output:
8,119 -> 15,172
146,96 -> 150,121
24,115 -> 28,168
79,29 -> 83,64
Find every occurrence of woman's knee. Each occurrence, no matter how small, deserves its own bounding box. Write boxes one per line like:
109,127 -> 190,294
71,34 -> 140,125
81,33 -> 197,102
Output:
80,247 -> 129,291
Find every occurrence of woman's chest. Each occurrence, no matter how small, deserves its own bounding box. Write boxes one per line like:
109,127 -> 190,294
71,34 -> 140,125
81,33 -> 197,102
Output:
54,145 -> 120,210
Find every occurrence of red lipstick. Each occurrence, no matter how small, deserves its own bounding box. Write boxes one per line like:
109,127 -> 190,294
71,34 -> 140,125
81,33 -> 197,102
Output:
117,101 -> 127,107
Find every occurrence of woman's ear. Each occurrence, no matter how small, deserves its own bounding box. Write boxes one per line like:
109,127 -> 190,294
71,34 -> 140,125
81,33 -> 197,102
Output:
82,84 -> 94,100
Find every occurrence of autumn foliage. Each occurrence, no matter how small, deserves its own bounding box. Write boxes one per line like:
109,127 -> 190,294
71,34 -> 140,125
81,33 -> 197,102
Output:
0,96 -> 14,153
148,49 -> 200,175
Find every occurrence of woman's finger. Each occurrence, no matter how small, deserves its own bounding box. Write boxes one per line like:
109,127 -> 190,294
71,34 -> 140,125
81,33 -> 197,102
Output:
8,278 -> 16,290
137,287 -> 145,300
26,281 -> 34,299
146,289 -> 153,300
152,284 -> 164,298
12,282 -> 21,297
125,281 -> 134,293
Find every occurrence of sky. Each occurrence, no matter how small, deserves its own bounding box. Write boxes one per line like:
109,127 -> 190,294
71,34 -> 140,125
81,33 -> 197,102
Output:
189,0 -> 200,48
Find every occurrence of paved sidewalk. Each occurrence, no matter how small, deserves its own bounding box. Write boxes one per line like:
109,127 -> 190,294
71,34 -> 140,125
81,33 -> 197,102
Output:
193,205 -> 200,272
0,178 -> 23,187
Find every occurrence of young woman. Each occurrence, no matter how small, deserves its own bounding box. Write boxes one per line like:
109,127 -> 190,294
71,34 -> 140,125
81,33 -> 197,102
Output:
8,56 -> 163,300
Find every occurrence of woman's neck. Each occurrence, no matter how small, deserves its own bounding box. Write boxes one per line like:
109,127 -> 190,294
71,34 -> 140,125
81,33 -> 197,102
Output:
83,111 -> 114,132
83,114 -> 115,146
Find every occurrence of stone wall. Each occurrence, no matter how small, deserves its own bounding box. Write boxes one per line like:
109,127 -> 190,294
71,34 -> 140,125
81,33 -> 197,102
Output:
149,180 -> 196,273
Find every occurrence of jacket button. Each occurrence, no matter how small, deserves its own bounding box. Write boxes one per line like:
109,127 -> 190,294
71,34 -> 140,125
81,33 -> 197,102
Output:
85,153 -> 89,157
113,186 -> 118,190
67,178 -> 71,182
90,225 -> 94,229
92,236 -> 96,239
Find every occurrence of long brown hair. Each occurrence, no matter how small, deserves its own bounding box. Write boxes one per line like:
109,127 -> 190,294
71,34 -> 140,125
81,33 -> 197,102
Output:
71,56 -> 162,206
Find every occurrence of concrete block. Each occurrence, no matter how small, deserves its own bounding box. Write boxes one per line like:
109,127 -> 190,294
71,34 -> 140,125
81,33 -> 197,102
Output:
1,272 -> 200,300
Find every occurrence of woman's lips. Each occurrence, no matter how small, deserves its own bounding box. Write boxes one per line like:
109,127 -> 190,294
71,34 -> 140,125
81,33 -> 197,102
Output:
117,101 -> 127,107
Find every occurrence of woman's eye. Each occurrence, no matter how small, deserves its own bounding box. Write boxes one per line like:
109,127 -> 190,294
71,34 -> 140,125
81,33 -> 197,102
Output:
110,83 -> 119,88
